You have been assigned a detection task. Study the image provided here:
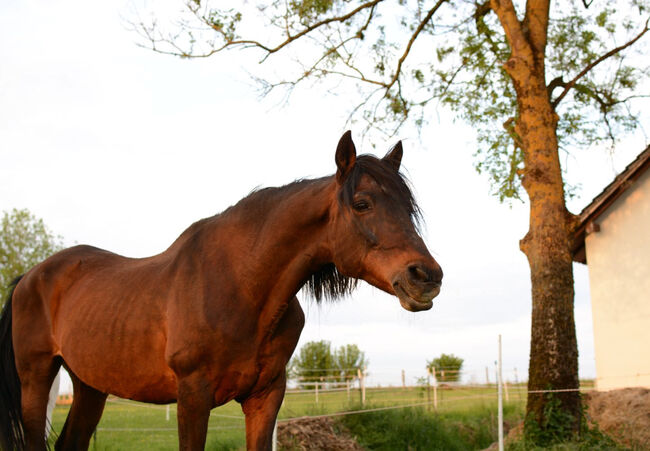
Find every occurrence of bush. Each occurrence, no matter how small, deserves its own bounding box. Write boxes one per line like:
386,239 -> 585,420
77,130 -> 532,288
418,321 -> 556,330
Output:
341,405 -> 519,450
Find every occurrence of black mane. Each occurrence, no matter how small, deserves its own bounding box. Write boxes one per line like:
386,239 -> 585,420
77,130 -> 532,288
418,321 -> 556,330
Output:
303,262 -> 358,303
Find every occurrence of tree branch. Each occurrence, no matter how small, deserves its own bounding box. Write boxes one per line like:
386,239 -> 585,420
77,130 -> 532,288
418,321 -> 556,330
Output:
552,17 -> 650,108
523,0 -> 550,58
489,0 -> 530,58
383,0 -> 448,91
253,0 -> 384,60
546,76 -> 564,100
139,0 -> 385,59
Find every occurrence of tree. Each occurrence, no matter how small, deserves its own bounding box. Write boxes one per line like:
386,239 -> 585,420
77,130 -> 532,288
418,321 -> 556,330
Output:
135,0 -> 650,441
288,340 -> 334,389
426,353 -> 463,382
0,209 -> 64,302
333,344 -> 368,383
288,341 -> 367,388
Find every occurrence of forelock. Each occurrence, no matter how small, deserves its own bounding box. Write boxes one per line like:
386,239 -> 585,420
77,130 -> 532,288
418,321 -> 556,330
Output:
338,155 -> 423,231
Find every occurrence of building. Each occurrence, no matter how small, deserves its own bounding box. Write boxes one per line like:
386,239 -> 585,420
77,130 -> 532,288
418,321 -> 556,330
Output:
572,146 -> 650,390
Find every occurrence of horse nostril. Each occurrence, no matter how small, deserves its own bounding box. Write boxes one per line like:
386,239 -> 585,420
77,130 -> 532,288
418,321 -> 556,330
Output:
408,264 -> 432,284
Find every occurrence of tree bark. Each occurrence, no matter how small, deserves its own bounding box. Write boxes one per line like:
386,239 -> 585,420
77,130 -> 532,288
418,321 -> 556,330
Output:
490,0 -> 581,435
516,75 -> 581,432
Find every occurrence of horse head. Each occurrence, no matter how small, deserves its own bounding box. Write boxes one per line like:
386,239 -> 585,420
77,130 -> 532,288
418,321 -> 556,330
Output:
328,131 -> 443,312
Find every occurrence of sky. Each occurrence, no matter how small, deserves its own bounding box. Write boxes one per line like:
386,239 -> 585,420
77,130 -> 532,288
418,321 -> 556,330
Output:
1,0 -> 648,393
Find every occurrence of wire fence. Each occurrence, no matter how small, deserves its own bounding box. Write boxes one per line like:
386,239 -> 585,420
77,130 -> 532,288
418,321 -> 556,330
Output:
52,336 -> 649,450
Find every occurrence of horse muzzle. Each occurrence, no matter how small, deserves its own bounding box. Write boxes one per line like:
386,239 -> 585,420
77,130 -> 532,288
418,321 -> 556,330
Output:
392,261 -> 443,312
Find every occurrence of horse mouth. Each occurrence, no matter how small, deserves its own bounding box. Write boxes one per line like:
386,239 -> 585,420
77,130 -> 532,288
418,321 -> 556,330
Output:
393,281 -> 439,312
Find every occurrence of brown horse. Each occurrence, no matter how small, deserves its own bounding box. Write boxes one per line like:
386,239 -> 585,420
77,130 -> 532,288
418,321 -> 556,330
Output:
0,131 -> 442,450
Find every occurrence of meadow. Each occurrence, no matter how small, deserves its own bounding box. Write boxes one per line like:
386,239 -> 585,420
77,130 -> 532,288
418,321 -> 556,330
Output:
49,383 -> 529,450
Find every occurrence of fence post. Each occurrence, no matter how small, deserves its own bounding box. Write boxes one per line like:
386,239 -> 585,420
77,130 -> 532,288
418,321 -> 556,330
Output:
166,404 -> 170,422
272,398 -> 283,451
485,366 -> 490,386
272,420 -> 278,451
346,378 -> 350,401
357,368 -> 366,405
315,381 -> 319,404
402,369 -> 406,390
497,334 -> 504,451
426,368 -> 432,412
432,366 -> 438,411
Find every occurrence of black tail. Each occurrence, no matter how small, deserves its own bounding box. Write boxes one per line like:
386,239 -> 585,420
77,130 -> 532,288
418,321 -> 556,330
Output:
0,276 -> 25,451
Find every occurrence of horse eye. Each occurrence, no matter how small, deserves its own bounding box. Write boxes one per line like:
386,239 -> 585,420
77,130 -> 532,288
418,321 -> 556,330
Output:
353,200 -> 371,212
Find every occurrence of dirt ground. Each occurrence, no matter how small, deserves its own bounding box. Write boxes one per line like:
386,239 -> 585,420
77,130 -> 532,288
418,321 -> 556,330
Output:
486,387 -> 650,450
278,388 -> 650,450
277,417 -> 364,451
584,387 -> 650,449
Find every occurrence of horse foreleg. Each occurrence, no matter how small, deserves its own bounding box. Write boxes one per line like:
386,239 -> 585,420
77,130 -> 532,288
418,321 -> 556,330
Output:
176,373 -> 214,451
241,374 -> 286,451
55,372 -> 107,451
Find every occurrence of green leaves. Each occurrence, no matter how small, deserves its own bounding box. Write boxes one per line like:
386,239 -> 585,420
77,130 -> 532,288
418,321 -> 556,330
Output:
288,340 -> 367,388
426,353 -> 463,382
139,0 -> 649,202
205,8 -> 242,42
290,0 -> 335,22
0,209 -> 64,302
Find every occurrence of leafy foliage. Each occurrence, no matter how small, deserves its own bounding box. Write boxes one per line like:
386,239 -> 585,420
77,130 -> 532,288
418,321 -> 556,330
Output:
342,404 -> 522,451
134,0 -> 649,201
0,209 -> 63,302
288,340 -> 367,388
333,343 -> 368,382
426,353 -> 463,382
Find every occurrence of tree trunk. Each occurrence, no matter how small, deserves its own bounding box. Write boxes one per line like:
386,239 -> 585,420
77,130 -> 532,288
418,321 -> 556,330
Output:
511,63 -> 581,434
490,0 -> 582,438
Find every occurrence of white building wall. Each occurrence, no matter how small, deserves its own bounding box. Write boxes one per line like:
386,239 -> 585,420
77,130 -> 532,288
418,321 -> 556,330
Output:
585,168 -> 650,390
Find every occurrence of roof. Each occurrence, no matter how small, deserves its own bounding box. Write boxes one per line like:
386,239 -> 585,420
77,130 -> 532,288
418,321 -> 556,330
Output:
572,145 -> 650,264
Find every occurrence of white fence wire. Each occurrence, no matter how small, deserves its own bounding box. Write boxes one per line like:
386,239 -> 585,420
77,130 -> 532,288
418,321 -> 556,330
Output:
53,335 -> 646,449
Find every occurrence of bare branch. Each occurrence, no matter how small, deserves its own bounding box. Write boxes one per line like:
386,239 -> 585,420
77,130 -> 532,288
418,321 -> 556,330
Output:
546,76 -> 564,100
140,0 -> 385,60
247,4 -> 381,96
552,17 -> 650,108
382,0 -> 448,92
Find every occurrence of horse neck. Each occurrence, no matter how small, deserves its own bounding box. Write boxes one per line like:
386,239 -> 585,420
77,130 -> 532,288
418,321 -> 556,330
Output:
173,177 -> 337,305
239,177 -> 337,298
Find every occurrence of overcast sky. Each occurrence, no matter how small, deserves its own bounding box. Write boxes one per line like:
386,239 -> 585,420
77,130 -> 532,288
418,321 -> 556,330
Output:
1,0 -> 648,391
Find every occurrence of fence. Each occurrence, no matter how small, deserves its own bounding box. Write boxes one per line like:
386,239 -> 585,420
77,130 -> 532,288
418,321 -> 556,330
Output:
52,336 -> 611,450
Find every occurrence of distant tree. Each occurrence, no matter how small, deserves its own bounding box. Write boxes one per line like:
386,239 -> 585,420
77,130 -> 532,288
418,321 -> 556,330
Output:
288,340 -> 334,389
0,209 -> 63,302
288,341 -> 368,388
333,344 -> 368,382
426,353 -> 464,382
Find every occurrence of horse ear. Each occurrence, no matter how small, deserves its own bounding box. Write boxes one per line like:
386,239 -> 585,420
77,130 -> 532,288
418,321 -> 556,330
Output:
383,141 -> 403,171
335,130 -> 357,183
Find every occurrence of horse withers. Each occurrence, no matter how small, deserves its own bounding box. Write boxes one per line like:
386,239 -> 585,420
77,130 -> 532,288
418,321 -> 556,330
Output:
0,131 -> 442,450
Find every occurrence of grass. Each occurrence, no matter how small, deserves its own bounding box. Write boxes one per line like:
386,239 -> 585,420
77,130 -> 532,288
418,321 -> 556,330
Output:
49,383 -> 610,450
341,403 -> 523,451
51,398 -> 246,451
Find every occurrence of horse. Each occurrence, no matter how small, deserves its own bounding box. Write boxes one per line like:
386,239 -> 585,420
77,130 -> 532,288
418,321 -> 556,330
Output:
0,131 -> 443,450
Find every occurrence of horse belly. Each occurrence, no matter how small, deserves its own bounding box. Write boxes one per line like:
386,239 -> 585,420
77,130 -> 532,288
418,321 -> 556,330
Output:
55,289 -> 177,403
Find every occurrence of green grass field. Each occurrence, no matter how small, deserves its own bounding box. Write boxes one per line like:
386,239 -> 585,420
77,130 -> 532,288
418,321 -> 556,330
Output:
49,384 -> 531,450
